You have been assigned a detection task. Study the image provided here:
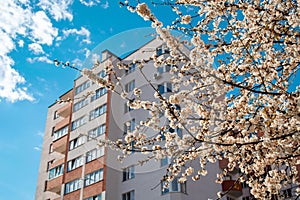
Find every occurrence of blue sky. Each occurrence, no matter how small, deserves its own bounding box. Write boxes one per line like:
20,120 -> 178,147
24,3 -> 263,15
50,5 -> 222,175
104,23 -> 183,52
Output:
0,1 -> 177,199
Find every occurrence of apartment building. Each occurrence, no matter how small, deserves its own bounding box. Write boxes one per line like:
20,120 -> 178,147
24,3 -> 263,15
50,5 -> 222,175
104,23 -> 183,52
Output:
36,38 -> 269,200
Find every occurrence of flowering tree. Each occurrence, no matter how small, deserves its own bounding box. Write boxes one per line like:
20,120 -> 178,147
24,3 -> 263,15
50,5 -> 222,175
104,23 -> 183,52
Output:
56,0 -> 300,199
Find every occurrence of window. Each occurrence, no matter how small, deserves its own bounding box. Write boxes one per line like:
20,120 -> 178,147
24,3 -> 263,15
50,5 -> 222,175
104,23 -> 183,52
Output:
73,99 -> 88,112
242,181 -> 248,188
67,156 -> 83,172
86,147 -> 104,163
227,197 -> 234,200
85,193 -> 103,200
157,65 -> 171,74
124,119 -> 135,135
90,104 -> 107,120
65,178 -> 81,194
47,160 -> 54,171
53,111 -> 59,119
156,45 -> 169,56
158,82 -> 172,94
123,166 -> 135,181
49,144 -> 53,153
124,102 -> 133,113
161,177 -> 186,195
69,136 -> 85,150
98,70 -> 107,78
125,64 -> 136,74
53,125 -> 68,141
160,157 -> 170,167
125,80 -> 135,93
85,169 -> 103,186
88,124 -> 106,140
71,116 -> 87,130
122,190 -> 134,200
48,164 -> 64,180
75,81 -> 90,95
91,88 -> 107,101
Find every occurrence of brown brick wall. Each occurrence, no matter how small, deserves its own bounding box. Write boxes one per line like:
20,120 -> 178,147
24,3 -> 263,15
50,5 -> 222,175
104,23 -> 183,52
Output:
46,175 -> 63,193
85,157 -> 105,174
54,116 -> 70,131
83,181 -> 104,199
49,158 -> 65,169
65,167 -> 82,183
63,189 -> 80,200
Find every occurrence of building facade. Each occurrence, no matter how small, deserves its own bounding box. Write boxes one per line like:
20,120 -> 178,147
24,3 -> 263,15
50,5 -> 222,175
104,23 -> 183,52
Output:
35,38 -> 287,200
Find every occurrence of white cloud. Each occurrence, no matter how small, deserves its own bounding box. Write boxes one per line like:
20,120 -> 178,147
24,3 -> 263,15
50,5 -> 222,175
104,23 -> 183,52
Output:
101,1 -> 109,9
0,56 -> 35,103
72,58 -> 83,67
62,27 -> 91,44
18,40 -> 24,48
30,11 -> 58,45
38,0 -> 73,21
37,130 -> 44,137
28,43 -> 44,54
27,56 -> 53,64
79,0 -> 100,7
34,146 -> 42,151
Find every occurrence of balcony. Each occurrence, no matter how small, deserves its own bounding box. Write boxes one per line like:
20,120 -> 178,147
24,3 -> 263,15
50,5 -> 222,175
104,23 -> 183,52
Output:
222,180 -> 242,197
57,102 -> 71,118
46,175 -> 63,194
53,135 -> 68,154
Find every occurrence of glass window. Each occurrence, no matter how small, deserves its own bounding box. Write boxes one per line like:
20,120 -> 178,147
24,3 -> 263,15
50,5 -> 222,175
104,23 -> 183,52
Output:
54,111 -> 59,119
71,116 -> 87,130
53,125 -> 68,141
85,193 -> 103,200
85,169 -> 103,186
125,80 -> 135,93
90,104 -> 107,120
124,119 -> 135,135
67,156 -> 83,171
123,166 -> 135,181
69,136 -> 85,150
161,178 -> 186,195
49,144 -> 53,153
65,178 -> 82,194
75,81 -> 90,95
125,64 -> 136,74
91,87 -> 107,101
98,70 -> 107,78
122,190 -> 134,200
47,160 -> 54,171
73,99 -> 88,112
86,147 -> 104,163
158,82 -> 172,94
48,164 -> 64,180
88,124 -> 106,140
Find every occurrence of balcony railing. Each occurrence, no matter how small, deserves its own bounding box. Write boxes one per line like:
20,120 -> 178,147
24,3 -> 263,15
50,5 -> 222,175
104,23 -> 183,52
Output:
57,102 -> 71,118
46,175 -> 63,194
53,134 -> 68,154
222,180 -> 243,197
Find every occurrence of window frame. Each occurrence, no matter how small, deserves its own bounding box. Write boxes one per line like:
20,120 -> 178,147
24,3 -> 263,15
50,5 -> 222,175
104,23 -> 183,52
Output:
67,156 -> 83,172
123,166 -> 135,181
90,104 -> 107,121
84,169 -> 104,186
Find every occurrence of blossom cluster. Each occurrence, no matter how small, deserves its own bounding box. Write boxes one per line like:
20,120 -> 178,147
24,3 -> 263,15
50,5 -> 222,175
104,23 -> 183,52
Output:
78,0 -> 300,199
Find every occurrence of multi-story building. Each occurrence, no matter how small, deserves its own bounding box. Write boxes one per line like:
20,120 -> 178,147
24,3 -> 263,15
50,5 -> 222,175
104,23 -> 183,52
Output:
36,38 -> 289,200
